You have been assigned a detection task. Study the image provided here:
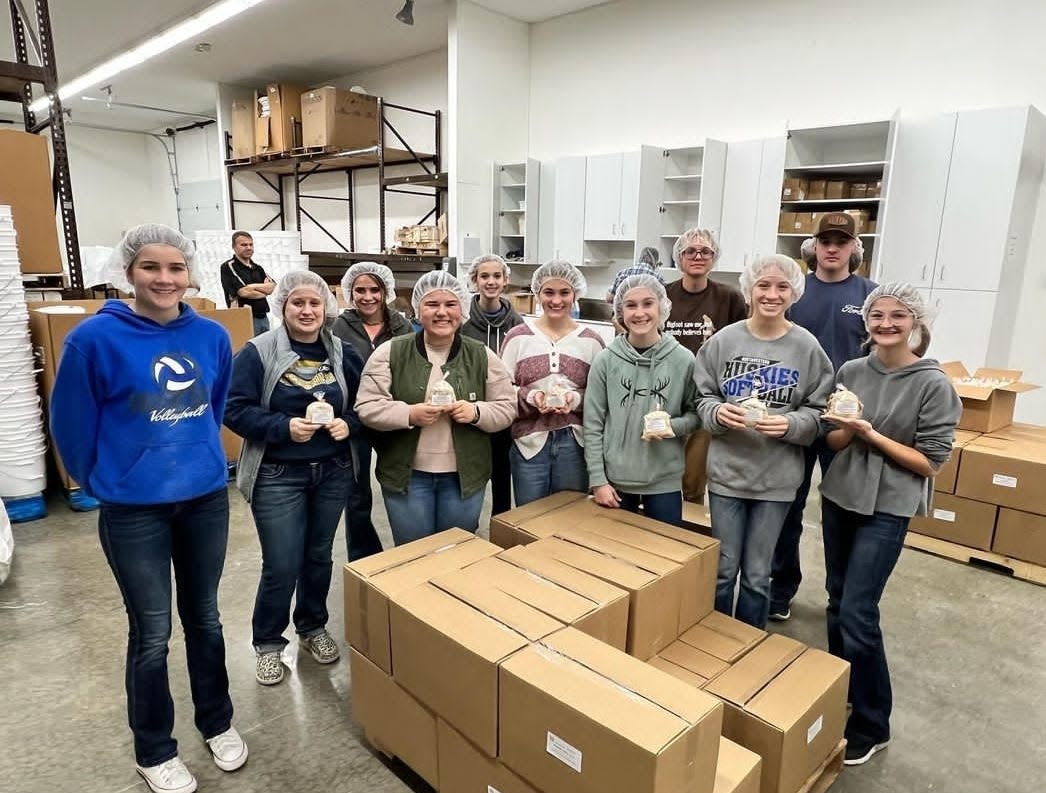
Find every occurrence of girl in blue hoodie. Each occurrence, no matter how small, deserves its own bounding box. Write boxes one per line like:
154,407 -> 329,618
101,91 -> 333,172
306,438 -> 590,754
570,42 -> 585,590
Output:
584,274 -> 700,525
50,225 -> 245,793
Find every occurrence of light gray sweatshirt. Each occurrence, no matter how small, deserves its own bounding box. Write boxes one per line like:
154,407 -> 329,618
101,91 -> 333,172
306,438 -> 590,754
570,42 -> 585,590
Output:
820,354 -> 961,517
694,321 -> 834,501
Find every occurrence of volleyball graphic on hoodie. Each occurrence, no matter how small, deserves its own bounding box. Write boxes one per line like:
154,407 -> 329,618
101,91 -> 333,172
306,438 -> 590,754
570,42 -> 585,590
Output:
153,355 -> 198,392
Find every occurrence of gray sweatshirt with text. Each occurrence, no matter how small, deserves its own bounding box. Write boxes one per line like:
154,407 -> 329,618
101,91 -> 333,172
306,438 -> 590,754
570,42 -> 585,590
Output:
694,321 -> 834,501
820,355 -> 961,517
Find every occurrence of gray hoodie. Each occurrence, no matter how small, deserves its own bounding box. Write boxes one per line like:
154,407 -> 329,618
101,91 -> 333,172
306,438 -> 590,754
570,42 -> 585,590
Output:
694,320 -> 834,501
462,295 -> 524,353
820,354 -> 961,517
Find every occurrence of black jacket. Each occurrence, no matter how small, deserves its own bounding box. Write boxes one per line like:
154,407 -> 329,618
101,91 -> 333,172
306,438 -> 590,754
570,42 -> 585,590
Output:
331,307 -> 413,363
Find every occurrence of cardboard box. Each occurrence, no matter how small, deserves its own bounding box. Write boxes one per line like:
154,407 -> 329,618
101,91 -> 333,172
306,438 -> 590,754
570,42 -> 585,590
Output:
490,490 -> 591,548
777,212 -> 798,234
715,738 -> 762,793
795,212 -> 822,235
499,627 -> 724,793
825,181 -> 849,200
849,182 -> 868,199
652,639 -> 730,688
909,493 -> 998,550
300,87 -> 379,150
229,98 -> 255,159
866,218 -> 877,233
703,635 -> 849,793
0,130 -> 63,273
255,83 -> 305,155
678,611 -> 767,664
933,429 -> 981,494
806,180 -> 827,200
437,719 -> 540,793
349,649 -> 438,787
956,435 -> 1046,516
492,547 -> 630,650
527,532 -> 683,660
867,180 -> 882,197
343,529 -> 501,674
983,422 -> 1046,443
992,508 -> 1046,566
842,209 -> 870,234
389,578 -> 562,756
941,362 -> 1039,432
780,178 -> 808,202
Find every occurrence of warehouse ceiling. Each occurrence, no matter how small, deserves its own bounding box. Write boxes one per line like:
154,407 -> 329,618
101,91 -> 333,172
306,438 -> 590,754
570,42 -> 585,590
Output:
1,0 -> 610,132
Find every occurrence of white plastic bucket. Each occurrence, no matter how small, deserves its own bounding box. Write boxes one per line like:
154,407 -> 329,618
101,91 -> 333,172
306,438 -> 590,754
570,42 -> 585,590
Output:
0,454 -> 46,498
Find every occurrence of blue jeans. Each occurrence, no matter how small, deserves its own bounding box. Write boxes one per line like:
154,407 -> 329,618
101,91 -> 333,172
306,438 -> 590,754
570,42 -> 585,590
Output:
510,428 -> 588,507
770,439 -> 835,614
252,315 -> 270,337
708,493 -> 791,628
250,456 -> 350,652
822,498 -> 908,746
345,438 -> 384,561
382,470 -> 486,545
98,488 -> 233,767
618,490 -> 683,526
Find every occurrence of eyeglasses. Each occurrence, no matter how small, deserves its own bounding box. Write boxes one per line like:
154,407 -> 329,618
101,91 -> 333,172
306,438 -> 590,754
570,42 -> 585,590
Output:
681,247 -> 716,260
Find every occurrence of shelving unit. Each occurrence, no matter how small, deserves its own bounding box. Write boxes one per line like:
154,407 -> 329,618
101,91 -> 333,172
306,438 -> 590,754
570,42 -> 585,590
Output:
492,159 -> 539,265
775,121 -> 894,275
653,141 -> 727,266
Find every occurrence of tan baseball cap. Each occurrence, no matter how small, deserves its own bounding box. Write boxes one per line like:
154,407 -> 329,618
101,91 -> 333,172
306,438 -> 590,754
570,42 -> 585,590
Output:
815,212 -> 857,240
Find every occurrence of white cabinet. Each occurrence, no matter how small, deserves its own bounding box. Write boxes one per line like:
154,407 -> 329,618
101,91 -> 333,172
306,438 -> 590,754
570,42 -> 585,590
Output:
719,136 -> 785,273
550,156 -> 585,264
924,289 -> 996,368
584,151 -> 640,240
492,158 -> 540,264
649,141 -> 728,267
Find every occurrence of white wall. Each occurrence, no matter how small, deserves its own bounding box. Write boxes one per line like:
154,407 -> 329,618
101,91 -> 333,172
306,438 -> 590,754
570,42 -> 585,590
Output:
449,1 -> 530,267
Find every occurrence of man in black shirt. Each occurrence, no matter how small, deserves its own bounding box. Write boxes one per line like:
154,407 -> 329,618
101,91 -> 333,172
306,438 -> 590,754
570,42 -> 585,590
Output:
220,231 -> 275,336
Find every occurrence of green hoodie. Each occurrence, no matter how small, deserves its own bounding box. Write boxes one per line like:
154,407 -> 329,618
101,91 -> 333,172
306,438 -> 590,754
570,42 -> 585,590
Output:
583,333 -> 701,494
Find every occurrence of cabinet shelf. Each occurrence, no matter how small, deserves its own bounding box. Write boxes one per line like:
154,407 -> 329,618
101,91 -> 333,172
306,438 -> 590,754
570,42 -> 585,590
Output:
499,234 -> 524,238
582,259 -> 614,266
784,161 -> 887,175
663,199 -> 701,206
777,233 -> 879,238
780,198 -> 881,206
665,174 -> 703,182
499,208 -> 525,214
501,182 -> 525,188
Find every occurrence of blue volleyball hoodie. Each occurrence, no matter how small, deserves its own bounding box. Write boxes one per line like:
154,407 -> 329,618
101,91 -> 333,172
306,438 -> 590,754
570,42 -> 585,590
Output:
50,300 -> 233,504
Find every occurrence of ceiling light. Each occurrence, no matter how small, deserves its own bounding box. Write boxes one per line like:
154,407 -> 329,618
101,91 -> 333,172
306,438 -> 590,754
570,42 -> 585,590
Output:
395,0 -> 414,26
28,0 -> 271,114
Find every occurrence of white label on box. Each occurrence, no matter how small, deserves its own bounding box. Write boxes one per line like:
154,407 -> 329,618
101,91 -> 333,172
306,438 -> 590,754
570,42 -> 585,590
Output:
933,509 -> 957,523
546,731 -> 582,773
807,715 -> 823,745
992,474 -> 1018,488
488,787 -> 503,793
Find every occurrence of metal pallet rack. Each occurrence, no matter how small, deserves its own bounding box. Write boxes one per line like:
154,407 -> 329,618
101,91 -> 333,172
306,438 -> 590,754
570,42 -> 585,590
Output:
2,0 -> 82,290
226,98 -> 449,281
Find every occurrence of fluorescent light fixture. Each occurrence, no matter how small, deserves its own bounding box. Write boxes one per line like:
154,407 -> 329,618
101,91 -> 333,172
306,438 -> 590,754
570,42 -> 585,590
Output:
29,0 -> 271,114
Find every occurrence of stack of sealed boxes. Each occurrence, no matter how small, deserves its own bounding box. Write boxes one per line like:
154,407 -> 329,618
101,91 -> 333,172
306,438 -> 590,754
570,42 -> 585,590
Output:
345,491 -> 852,793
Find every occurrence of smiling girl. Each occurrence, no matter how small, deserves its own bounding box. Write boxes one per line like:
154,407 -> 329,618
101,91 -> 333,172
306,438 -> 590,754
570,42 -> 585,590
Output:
694,254 -> 833,628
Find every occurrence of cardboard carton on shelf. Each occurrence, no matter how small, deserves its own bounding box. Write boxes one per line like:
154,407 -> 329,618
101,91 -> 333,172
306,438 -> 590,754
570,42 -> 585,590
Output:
933,429 -> 982,494
499,627 -> 724,793
255,83 -> 306,155
955,434 -> 1046,516
849,182 -> 868,199
777,212 -> 798,234
940,362 -> 1039,433
437,719 -> 539,793
342,528 -> 500,674
992,508 -> 1046,567
842,209 -> 870,234
825,180 -> 849,200
703,634 -> 849,793
300,87 -> 379,150
676,611 -> 767,664
867,180 -> 882,197
780,178 -> 808,202
349,649 -> 439,787
714,737 -> 762,793
229,98 -> 255,159
0,130 -> 64,274
806,180 -> 827,200
909,493 -> 998,550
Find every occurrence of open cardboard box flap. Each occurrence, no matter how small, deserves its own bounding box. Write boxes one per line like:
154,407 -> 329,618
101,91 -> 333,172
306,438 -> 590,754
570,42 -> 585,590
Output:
940,362 -> 1039,400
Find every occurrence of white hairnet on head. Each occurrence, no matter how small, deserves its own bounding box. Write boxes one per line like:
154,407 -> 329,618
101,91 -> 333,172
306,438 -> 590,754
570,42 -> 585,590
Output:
530,259 -> 587,299
107,223 -> 198,291
861,282 -> 931,324
739,254 -> 806,304
800,235 -> 864,272
672,228 -> 719,266
614,273 -> 672,329
272,270 -> 338,320
340,262 -> 396,306
465,254 -> 511,292
411,269 -> 470,313
636,246 -> 661,269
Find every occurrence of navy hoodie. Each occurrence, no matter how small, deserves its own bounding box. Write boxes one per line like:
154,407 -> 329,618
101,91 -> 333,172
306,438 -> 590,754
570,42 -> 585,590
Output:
50,300 -> 232,504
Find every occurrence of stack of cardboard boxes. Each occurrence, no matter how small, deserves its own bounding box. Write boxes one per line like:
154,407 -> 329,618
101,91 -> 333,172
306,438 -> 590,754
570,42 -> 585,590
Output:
909,363 -> 1046,574
345,492 -> 851,793
780,178 -> 881,203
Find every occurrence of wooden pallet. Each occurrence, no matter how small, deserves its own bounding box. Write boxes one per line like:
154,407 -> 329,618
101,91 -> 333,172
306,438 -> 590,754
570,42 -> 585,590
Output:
223,156 -> 253,167
799,739 -> 845,793
394,245 -> 447,256
904,532 -> 1046,586
290,144 -> 338,156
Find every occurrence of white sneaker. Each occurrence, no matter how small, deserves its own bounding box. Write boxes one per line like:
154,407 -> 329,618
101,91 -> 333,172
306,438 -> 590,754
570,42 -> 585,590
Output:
206,727 -> 249,772
135,757 -> 197,793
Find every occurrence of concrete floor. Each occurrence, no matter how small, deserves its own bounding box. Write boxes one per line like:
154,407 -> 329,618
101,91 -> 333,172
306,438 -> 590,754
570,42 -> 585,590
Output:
1,478 -> 1044,793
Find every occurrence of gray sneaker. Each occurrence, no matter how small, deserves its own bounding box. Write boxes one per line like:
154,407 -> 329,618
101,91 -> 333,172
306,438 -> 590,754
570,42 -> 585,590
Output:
768,608 -> 791,622
300,630 -> 340,664
255,650 -> 285,685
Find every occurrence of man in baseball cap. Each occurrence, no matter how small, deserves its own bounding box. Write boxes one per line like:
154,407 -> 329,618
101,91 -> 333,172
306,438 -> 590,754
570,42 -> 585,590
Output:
767,209 -> 877,622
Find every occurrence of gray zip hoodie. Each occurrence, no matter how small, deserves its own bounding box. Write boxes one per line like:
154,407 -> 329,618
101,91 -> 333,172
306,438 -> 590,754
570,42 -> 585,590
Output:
462,295 -> 524,353
694,320 -> 834,501
820,354 -> 961,517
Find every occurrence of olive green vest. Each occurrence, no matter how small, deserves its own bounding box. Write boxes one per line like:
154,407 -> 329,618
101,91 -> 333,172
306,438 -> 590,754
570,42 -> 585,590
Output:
373,332 -> 491,498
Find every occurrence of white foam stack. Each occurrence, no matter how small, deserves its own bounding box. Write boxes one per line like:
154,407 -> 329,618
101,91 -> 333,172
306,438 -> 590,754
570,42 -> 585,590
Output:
0,205 -> 47,499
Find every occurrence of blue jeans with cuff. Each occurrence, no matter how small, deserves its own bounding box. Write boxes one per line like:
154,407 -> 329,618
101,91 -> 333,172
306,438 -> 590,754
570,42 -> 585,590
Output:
510,428 -> 588,507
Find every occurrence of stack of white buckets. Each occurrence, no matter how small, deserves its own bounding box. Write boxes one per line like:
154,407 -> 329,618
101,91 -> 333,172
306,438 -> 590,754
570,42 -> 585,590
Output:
0,206 -> 48,503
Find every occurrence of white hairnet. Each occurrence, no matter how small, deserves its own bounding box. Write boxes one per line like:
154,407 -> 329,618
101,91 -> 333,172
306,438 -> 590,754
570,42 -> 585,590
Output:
739,254 -> 806,304
614,274 -> 672,329
862,282 -> 931,324
799,235 -> 864,272
272,270 -> 338,320
672,228 -> 719,266
107,223 -> 198,291
340,262 -> 396,306
411,270 -> 470,313
531,259 -> 587,299
465,254 -> 511,292
637,246 -> 661,268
